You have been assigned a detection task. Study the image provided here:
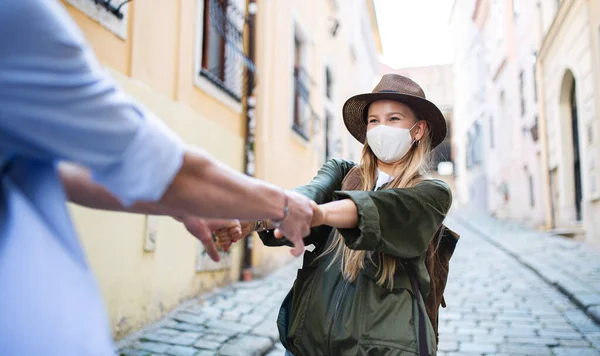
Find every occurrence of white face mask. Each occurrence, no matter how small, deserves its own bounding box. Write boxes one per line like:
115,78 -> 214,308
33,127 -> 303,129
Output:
366,123 -> 417,163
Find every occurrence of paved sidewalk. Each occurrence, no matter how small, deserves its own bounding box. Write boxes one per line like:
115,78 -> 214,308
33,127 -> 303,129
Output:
452,208 -> 600,324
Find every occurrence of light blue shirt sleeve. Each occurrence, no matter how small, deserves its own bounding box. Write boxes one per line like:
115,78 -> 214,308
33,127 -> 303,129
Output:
0,0 -> 185,206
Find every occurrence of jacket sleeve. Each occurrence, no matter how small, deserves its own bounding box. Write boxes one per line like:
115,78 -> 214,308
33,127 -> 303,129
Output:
334,179 -> 452,259
258,158 -> 356,247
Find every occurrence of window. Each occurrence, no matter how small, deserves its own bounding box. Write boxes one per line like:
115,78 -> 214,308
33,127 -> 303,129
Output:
529,174 -> 535,207
325,67 -> 333,100
293,36 -> 308,139
531,116 -> 539,141
293,66 -> 314,140
466,121 -> 483,169
490,115 -> 495,149
199,0 -> 253,101
519,70 -> 526,116
513,0 -> 521,19
532,51 -> 538,102
64,0 -> 130,39
324,67 -> 335,161
290,21 -> 319,141
292,33 -> 318,141
325,111 -> 333,161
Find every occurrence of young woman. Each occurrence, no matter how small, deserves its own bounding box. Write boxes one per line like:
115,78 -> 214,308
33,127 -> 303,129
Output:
216,74 -> 452,355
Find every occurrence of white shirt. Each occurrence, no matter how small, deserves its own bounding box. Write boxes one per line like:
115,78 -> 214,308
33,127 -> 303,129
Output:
0,1 -> 185,354
375,169 -> 393,190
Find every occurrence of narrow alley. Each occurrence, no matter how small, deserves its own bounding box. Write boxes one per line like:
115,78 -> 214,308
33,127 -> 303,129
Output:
118,210 -> 600,356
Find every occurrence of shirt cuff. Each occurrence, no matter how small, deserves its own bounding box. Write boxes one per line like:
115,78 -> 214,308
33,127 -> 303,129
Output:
92,112 -> 186,207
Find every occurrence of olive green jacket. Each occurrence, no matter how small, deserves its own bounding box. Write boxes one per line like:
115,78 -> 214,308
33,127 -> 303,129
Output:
259,159 -> 452,356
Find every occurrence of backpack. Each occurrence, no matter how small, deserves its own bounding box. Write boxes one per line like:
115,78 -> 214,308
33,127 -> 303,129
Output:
340,166 -> 459,345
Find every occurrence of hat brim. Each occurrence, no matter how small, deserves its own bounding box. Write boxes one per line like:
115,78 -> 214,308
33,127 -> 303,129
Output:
342,92 -> 447,149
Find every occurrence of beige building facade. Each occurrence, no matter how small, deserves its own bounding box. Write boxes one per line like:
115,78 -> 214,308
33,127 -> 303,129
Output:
476,0 -> 548,227
451,0 -> 600,243
250,0 -> 382,274
538,0 -> 600,242
61,0 -> 380,339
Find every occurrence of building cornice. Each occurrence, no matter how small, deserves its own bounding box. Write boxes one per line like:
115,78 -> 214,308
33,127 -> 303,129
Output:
538,0 -> 579,60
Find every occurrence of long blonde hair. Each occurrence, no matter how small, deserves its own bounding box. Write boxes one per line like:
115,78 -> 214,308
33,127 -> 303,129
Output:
322,120 -> 432,289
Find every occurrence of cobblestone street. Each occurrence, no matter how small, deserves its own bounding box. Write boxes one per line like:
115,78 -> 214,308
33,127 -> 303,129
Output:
118,211 -> 600,355
117,259 -> 300,356
439,214 -> 600,356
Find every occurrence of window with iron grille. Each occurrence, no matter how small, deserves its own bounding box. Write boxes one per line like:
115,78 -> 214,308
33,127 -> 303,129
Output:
532,51 -> 538,102
519,70 -> 525,116
466,121 -> 483,170
200,0 -> 255,102
529,174 -> 535,207
512,0 -> 521,19
293,66 -> 314,140
531,115 -> 539,141
325,67 -> 333,100
489,115 -> 495,149
324,110 -> 333,161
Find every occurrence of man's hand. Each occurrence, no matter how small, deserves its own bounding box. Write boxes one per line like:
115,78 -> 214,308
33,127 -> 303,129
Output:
179,217 -> 239,262
274,191 -> 314,256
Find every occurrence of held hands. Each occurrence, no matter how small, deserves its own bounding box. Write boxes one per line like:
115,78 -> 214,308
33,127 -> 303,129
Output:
176,216 -> 240,262
212,195 -> 328,257
213,220 -> 255,252
181,196 -> 335,261
274,191 -> 314,256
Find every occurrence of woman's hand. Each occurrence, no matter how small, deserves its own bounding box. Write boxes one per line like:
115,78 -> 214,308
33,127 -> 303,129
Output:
214,220 -> 255,251
275,199 -> 357,236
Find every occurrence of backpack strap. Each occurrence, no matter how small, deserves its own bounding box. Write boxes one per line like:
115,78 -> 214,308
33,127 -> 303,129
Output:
406,264 -> 430,356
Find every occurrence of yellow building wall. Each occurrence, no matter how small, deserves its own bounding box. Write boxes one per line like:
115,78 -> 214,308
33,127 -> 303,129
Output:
249,0 -> 328,273
61,0 -> 246,339
61,0 -> 381,333
249,0 -> 380,273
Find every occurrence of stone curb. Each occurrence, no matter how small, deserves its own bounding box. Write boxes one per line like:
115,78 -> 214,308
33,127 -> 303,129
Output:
451,213 -> 600,326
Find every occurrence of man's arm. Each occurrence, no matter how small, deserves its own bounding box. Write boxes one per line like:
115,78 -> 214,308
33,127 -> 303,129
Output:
59,162 -> 242,262
1,0 -> 312,250
59,162 -> 174,216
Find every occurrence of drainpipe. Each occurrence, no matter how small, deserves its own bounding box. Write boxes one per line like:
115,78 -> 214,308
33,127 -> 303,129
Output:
242,0 -> 258,281
535,0 -> 555,229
